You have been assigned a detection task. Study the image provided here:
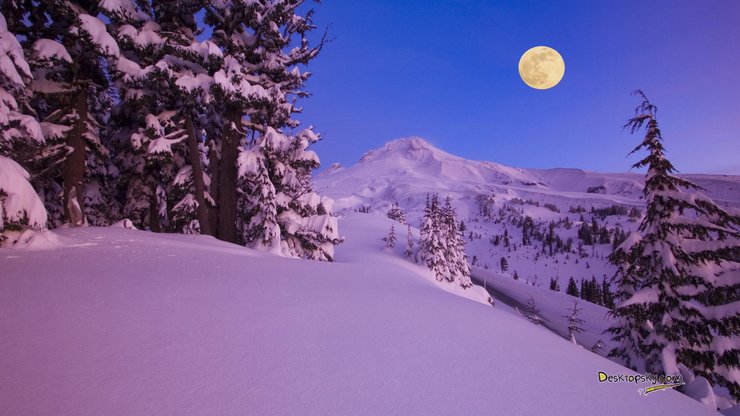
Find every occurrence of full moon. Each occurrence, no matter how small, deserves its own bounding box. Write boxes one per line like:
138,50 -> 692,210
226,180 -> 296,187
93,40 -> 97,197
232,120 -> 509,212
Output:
518,46 -> 565,90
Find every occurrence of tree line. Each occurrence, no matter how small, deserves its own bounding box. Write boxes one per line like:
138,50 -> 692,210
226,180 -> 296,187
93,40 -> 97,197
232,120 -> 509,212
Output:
0,1 -> 341,260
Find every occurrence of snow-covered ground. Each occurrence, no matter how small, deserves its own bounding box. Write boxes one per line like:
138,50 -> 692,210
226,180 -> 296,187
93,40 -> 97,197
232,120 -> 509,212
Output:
0,213 -> 720,415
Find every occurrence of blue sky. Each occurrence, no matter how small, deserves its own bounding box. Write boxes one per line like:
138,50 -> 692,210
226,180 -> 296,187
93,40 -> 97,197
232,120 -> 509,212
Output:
295,0 -> 740,174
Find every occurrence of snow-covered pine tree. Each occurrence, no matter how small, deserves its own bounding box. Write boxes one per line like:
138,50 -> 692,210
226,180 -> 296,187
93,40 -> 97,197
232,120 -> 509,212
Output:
204,0 -> 323,244
564,300 -> 585,343
0,13 -> 48,244
524,295 -> 544,326
238,127 -> 341,260
104,0 -> 220,234
15,1 -> 121,227
608,91 -> 740,398
419,194 -> 448,281
441,197 -> 472,288
387,202 -> 406,224
0,11 -> 44,156
237,149 -> 280,250
384,224 -> 396,248
404,224 -> 414,258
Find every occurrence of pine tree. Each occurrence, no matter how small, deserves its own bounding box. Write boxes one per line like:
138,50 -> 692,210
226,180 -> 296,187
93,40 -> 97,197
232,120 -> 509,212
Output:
205,0 -> 328,245
602,277 -> 615,309
419,194 -> 448,281
566,277 -> 580,297
0,12 -> 48,244
238,151 -> 280,250
500,256 -> 508,272
19,1 -> 120,227
564,301 -> 585,343
384,224 -> 396,248
404,225 -> 414,258
418,194 -> 471,288
105,0 -> 219,234
386,202 -> 406,224
524,295 -> 544,325
442,196 -> 472,288
608,91 -> 740,398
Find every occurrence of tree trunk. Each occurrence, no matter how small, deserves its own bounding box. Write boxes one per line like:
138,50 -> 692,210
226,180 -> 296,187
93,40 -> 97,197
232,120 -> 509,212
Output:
184,115 -> 211,236
149,184 -> 161,233
217,110 -> 240,244
208,141 -> 220,237
63,83 -> 88,226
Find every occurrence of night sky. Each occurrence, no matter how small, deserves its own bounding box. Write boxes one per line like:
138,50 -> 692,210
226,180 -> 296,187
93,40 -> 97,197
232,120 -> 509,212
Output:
295,0 -> 740,174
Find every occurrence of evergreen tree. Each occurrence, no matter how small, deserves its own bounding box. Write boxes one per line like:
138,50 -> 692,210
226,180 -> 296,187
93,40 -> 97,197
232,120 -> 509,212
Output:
524,295 -> 544,325
566,277 -> 580,297
386,202 -> 406,224
205,0 -> 327,245
418,194 -> 471,288
564,301 -> 585,343
104,0 -> 219,234
384,224 -> 396,248
601,277 -> 615,309
0,13 -> 48,244
419,193 -> 448,281
578,222 -> 593,245
404,224 -> 414,258
608,91 -> 740,398
500,256 -> 508,272
18,1 -> 120,227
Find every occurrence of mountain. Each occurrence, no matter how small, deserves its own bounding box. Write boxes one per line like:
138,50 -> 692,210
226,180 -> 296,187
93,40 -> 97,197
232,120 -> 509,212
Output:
316,137 -> 740,284
316,136 -> 739,211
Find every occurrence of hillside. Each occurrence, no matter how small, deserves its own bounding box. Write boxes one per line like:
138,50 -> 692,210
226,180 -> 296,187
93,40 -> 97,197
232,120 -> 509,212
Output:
0,214 -> 719,416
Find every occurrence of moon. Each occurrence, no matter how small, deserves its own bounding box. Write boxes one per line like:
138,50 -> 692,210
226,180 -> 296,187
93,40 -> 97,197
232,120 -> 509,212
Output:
518,46 -> 565,90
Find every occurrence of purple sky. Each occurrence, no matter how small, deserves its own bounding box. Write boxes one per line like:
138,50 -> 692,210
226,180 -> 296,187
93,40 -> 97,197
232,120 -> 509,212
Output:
296,0 -> 740,174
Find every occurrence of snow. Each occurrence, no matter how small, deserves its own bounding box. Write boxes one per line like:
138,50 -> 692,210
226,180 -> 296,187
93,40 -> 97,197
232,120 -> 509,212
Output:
71,14 -> 120,57
0,213 -> 718,415
0,155 -> 48,230
0,15 -> 31,85
32,39 -> 72,63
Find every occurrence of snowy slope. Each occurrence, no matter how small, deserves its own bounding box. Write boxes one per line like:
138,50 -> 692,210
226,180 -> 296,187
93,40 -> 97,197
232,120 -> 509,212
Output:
0,215 -> 719,416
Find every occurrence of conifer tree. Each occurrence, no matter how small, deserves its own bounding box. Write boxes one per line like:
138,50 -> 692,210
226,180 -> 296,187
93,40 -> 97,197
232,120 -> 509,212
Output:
384,224 -> 396,248
18,1 -> 121,226
524,295 -> 544,325
104,0 -> 220,234
386,202 -> 406,224
0,12 -> 48,244
205,0 -> 327,245
608,91 -> 740,398
564,301 -> 585,343
404,224 -> 414,258
566,277 -> 580,297
419,193 -> 448,281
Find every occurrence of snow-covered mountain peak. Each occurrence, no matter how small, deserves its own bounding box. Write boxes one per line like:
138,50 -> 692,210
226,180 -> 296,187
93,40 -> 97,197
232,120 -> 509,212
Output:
359,136 -> 460,165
